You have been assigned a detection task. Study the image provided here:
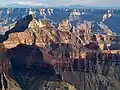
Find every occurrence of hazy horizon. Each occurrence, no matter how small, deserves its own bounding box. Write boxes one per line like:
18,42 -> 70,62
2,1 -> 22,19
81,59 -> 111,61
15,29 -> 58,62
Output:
1,0 -> 120,7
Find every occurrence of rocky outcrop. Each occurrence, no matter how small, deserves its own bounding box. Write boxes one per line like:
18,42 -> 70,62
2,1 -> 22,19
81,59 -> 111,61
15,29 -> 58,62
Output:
28,18 -> 53,28
58,19 -> 72,32
0,44 -> 22,90
1,15 -> 85,49
3,30 -> 34,49
75,21 -> 92,44
2,15 -> 115,50
2,15 -> 59,48
43,80 -> 77,90
0,75 -> 22,90
102,10 -> 113,22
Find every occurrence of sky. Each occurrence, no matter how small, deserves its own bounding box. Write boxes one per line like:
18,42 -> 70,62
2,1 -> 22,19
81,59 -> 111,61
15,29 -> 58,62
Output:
0,0 -> 120,7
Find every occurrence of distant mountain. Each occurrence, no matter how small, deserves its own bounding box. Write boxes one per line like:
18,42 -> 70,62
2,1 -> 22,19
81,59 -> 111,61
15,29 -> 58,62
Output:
53,5 -> 87,9
4,3 -> 120,9
5,3 -> 32,8
4,3 -> 87,8
4,2 -> 44,8
57,5 -> 120,9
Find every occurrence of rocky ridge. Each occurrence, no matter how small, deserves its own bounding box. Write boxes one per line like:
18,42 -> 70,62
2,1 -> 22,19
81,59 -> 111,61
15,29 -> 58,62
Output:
2,15 -> 92,49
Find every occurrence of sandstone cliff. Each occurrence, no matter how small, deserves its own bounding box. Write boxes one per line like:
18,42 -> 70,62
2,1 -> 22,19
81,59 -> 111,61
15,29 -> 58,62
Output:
2,15 -> 87,49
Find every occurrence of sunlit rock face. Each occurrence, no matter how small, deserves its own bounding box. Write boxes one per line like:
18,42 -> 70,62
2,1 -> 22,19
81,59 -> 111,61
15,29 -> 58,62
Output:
58,19 -> 72,32
0,15 -> 98,62
1,15 -> 59,49
75,21 -> 92,44
3,30 -> 34,49
57,19 -> 87,44
1,15 -> 86,49
28,17 -> 53,28
2,15 -> 35,48
57,19 -> 73,44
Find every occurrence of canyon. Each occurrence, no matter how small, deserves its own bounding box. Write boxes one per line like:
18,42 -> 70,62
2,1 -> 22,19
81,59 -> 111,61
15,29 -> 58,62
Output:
0,10 -> 120,90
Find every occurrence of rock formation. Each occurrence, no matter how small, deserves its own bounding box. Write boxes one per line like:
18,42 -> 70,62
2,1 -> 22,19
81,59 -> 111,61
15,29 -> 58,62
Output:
58,19 -> 72,32
0,15 -> 120,90
75,21 -> 92,44
1,15 -> 86,50
7,44 -> 77,90
0,44 -> 22,90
